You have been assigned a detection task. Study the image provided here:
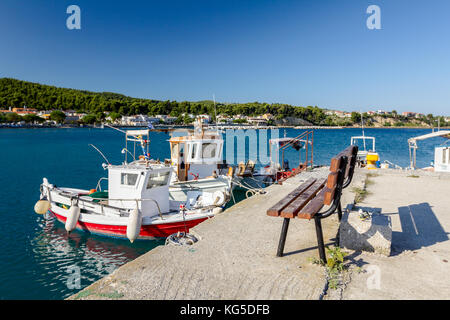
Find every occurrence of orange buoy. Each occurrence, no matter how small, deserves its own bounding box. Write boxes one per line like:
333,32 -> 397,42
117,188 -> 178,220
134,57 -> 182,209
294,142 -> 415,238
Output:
89,189 -> 97,194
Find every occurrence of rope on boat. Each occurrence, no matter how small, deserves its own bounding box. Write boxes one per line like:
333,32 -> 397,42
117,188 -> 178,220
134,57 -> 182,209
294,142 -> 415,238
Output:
231,177 -> 267,199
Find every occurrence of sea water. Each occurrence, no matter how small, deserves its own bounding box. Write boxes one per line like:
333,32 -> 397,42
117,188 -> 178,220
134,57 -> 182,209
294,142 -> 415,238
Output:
0,127 -> 443,299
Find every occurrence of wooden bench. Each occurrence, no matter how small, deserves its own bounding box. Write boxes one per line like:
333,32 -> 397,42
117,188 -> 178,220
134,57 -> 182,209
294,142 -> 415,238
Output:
267,145 -> 358,263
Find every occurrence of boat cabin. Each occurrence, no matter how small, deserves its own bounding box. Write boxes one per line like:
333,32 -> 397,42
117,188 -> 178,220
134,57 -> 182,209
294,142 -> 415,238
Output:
435,146 -> 450,172
107,164 -> 173,216
169,120 -> 224,181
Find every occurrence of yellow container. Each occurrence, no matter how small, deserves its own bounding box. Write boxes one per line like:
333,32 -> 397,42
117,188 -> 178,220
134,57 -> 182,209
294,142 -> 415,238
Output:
366,153 -> 379,162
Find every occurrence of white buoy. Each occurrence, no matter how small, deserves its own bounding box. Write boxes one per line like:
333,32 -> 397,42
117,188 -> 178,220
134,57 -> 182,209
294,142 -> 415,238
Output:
212,190 -> 226,207
65,204 -> 81,233
126,207 -> 142,243
34,200 -> 51,214
212,207 -> 223,215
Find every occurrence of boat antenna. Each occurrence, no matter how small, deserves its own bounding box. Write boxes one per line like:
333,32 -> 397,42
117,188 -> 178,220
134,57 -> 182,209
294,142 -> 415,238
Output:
213,94 -> 218,132
89,144 -> 111,165
361,111 -> 366,151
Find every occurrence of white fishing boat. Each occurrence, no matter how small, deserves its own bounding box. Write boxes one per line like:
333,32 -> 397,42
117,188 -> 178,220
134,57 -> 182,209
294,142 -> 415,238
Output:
350,113 -> 380,169
350,135 -> 380,168
34,130 -> 225,242
408,130 -> 450,172
167,118 -> 233,206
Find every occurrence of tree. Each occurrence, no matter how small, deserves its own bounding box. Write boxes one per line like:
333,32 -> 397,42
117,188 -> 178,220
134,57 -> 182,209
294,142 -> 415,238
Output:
81,114 -> 97,124
50,110 -> 66,123
351,112 -> 361,124
5,112 -> 21,122
109,112 -> 121,123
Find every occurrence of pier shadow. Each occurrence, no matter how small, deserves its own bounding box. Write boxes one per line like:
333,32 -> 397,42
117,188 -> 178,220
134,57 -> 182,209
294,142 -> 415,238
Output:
391,202 -> 449,255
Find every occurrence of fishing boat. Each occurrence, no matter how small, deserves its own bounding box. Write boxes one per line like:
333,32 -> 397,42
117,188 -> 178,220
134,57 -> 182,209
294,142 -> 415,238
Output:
235,131 -> 314,189
167,118 -> 233,206
350,113 -> 380,169
350,135 -> 380,169
34,129 -> 225,242
408,130 -> 450,172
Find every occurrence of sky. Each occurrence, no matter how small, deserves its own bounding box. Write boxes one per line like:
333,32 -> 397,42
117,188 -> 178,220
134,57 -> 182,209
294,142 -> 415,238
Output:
0,0 -> 449,115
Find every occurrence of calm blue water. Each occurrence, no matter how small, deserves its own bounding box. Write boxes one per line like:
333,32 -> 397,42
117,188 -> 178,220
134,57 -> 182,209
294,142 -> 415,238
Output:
0,127 -> 444,299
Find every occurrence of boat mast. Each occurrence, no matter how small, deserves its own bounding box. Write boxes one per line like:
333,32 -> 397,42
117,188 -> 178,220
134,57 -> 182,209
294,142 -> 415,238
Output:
361,111 -> 367,151
213,94 -> 218,133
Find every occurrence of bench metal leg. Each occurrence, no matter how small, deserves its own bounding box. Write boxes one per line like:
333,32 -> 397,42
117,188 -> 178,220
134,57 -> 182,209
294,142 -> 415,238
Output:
277,218 -> 290,257
314,216 -> 327,264
337,202 -> 343,222
336,202 -> 343,246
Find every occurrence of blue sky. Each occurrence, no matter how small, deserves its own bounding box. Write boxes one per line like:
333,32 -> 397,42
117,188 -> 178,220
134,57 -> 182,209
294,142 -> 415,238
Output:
0,0 -> 449,115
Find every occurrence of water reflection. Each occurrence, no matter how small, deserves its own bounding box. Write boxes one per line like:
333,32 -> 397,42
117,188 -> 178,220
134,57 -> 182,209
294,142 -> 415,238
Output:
31,214 -> 163,299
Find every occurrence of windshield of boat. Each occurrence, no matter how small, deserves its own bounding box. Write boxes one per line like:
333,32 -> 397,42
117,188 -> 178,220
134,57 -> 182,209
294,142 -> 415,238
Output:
202,143 -> 216,158
146,171 -> 171,189
351,137 -> 376,152
121,173 -> 138,186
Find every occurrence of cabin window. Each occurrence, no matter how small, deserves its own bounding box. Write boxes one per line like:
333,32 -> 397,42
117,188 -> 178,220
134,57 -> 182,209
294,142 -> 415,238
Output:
191,143 -> 198,159
202,143 -> 216,158
121,173 -> 138,186
147,171 -> 171,189
170,143 -> 179,161
179,144 -> 185,161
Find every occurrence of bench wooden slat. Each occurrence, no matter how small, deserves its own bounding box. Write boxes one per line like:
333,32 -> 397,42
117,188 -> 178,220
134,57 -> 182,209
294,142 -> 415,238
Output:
326,172 -> 338,189
323,187 -> 336,206
297,187 -> 326,219
329,157 -> 341,172
280,178 -> 326,218
266,178 -> 316,216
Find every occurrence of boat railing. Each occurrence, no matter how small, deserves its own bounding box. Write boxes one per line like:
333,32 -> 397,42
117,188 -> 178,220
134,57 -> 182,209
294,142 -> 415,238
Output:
95,177 -> 108,191
82,196 -> 164,219
279,130 -> 314,173
44,183 -> 164,219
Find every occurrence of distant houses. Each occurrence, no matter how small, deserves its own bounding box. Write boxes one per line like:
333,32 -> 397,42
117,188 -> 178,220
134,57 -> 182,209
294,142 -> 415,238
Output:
0,105 -> 448,128
325,110 -> 352,118
401,111 -> 425,119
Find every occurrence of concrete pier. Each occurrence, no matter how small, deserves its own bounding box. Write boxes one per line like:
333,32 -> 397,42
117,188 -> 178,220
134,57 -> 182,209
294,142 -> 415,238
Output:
338,169 -> 450,300
69,167 -> 361,300
69,168 -> 450,300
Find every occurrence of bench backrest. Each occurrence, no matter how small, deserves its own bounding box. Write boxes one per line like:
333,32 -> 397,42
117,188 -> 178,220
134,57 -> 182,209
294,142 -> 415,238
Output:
266,145 -> 356,220
335,145 -> 358,189
324,153 -> 348,206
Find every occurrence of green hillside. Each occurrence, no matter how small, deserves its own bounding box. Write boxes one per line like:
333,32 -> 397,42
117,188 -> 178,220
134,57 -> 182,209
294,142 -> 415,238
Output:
0,78 -> 327,124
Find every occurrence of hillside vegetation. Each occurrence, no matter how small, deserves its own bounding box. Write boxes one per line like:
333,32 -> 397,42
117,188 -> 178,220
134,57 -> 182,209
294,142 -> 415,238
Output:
0,78 -> 447,127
